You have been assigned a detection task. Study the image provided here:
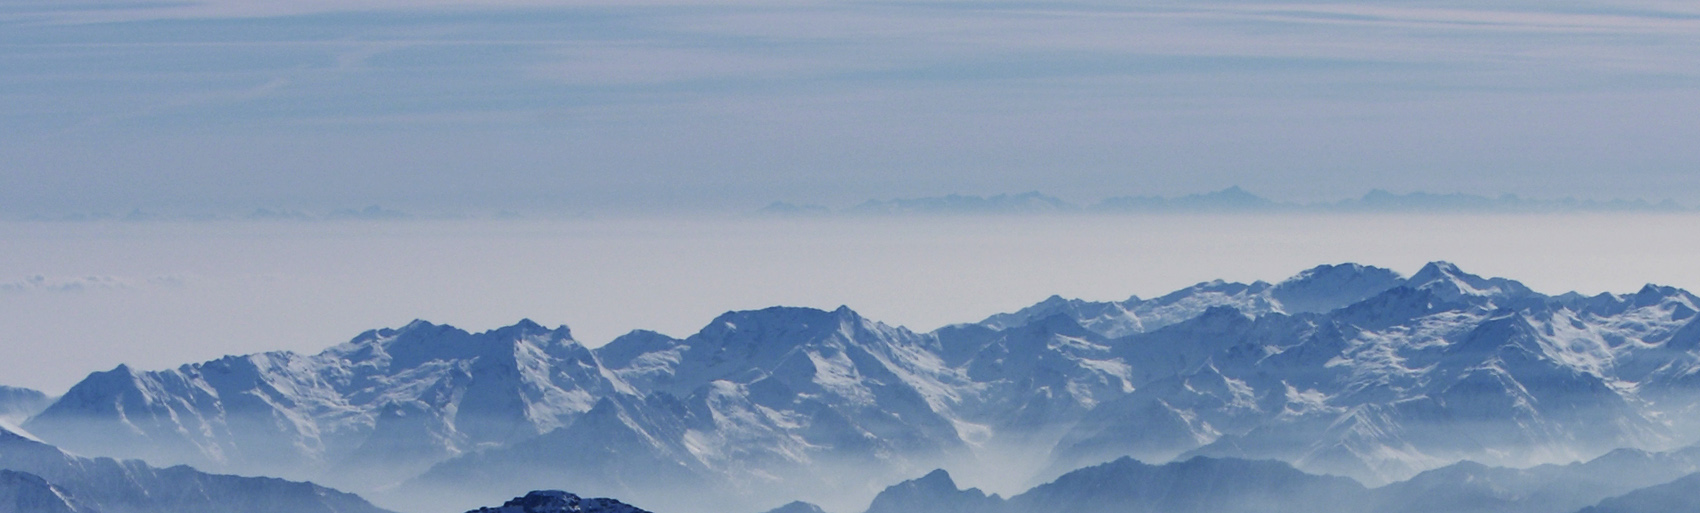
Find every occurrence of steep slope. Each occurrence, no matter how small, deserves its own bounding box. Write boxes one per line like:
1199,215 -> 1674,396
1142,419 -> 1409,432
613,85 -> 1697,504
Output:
1270,263 -> 1407,314
25,320 -> 625,488
0,470 -> 90,513
410,306 -> 972,513
1053,262 -> 1700,484
940,314 -> 1134,445
0,425 -> 392,513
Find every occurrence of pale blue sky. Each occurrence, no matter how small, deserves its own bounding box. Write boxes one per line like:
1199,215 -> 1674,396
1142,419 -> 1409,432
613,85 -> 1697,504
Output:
3,0 -> 1698,216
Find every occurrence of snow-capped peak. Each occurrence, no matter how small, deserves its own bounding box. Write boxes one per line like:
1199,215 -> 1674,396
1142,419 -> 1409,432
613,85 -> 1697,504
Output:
1404,261 -> 1535,302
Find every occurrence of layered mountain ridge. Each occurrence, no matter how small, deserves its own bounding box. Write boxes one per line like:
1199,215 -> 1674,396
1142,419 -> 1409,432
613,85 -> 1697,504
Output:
858,443 -> 1700,513
16,261 -> 1700,513
0,425 -> 393,513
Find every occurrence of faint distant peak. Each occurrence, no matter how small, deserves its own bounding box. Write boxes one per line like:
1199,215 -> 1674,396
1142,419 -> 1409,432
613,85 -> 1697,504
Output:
1326,189 -> 1688,213
1094,186 -> 1283,213
326,205 -> 410,221
847,191 -> 1077,216
246,208 -> 315,221
752,187 -> 1692,218
757,201 -> 831,217
846,191 -> 1074,216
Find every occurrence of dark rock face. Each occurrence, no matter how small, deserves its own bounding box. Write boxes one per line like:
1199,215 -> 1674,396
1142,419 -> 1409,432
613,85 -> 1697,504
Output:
467,491 -> 652,513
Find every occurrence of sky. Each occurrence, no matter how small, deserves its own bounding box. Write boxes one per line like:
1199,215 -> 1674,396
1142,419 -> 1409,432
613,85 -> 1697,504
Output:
4,0 -> 1700,393
2,0 -> 1699,216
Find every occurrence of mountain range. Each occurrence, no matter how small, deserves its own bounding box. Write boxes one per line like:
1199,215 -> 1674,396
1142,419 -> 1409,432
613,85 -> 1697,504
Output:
10,261 -> 1700,513
850,445 -> 1700,513
761,188 -> 1692,216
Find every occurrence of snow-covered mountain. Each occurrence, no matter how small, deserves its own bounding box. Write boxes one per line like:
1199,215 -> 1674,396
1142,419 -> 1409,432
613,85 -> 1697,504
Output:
24,320 -> 622,488
1051,262 -> 1700,484
21,261 -> 1700,513
406,306 -> 971,513
979,263 -> 1403,337
0,425 -> 392,513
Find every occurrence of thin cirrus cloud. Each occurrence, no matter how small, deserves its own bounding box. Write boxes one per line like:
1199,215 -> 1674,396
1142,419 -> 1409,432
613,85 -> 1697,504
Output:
527,44 -> 858,86
0,274 -> 187,294
1,0 -> 1698,214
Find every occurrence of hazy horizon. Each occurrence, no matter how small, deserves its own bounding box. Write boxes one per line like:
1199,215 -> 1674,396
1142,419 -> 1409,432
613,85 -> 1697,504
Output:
6,211 -> 1700,394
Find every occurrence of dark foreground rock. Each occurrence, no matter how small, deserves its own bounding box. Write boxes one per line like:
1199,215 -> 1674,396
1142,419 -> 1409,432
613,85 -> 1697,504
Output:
468,490 -> 652,513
